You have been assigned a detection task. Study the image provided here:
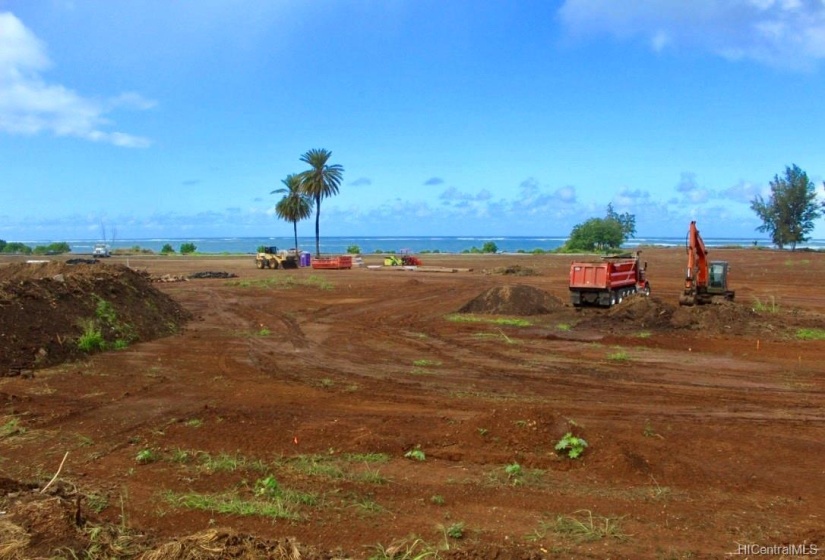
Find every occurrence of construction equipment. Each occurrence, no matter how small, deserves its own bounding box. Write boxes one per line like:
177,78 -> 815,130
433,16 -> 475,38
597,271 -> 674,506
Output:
383,254 -> 422,266
569,252 -> 650,307
679,221 -> 735,306
92,243 -> 110,258
255,246 -> 298,269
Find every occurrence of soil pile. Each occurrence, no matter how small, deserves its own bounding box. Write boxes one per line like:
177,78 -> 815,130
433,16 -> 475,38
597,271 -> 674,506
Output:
459,284 -> 565,315
606,295 -> 675,328
0,261 -> 190,373
589,294 -> 825,337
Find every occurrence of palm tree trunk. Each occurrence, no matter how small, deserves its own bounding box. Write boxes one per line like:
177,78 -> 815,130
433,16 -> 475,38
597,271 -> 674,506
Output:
315,195 -> 321,258
292,221 -> 299,254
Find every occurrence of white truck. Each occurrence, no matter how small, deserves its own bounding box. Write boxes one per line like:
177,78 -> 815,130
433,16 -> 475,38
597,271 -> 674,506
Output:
92,243 -> 110,258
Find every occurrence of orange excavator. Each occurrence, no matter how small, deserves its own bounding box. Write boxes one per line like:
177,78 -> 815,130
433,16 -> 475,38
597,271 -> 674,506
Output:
679,221 -> 735,306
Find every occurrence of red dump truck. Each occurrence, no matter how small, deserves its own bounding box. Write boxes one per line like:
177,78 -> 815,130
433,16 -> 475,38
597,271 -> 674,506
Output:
569,252 -> 650,307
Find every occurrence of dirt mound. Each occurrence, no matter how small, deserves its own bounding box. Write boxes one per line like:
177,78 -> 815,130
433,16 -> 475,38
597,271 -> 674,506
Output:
606,295 -> 675,328
0,262 -> 190,372
459,284 -> 565,315
594,295 -> 825,337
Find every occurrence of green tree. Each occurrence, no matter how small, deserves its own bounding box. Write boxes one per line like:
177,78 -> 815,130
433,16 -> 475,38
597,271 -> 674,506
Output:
160,243 -> 175,254
180,242 -> 197,254
272,173 -> 312,254
481,241 -> 498,253
0,240 -> 5,252
565,218 -> 624,252
298,148 -> 344,257
606,203 -> 637,240
564,205 -> 636,252
750,164 -> 822,250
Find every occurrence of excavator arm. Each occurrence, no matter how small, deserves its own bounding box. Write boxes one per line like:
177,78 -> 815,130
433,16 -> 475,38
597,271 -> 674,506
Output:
684,220 -> 709,292
680,221 -> 735,305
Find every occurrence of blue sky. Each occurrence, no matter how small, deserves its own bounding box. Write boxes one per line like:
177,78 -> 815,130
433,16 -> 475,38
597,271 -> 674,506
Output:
2,0 -> 824,242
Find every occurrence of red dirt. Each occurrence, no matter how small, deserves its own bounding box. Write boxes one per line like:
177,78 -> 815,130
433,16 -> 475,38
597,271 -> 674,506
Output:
1,248 -> 824,559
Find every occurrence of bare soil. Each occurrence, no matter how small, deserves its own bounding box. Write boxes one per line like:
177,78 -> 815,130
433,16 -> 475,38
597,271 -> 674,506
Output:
1,248 -> 824,559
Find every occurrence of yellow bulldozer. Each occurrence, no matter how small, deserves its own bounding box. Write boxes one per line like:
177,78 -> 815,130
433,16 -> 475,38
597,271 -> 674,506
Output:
255,246 -> 299,269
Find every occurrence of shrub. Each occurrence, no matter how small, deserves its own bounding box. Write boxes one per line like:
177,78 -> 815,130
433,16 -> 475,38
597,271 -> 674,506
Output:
161,244 -> 175,254
346,245 -> 361,254
555,432 -> 588,459
481,241 -> 498,253
77,321 -> 105,352
180,242 -> 197,254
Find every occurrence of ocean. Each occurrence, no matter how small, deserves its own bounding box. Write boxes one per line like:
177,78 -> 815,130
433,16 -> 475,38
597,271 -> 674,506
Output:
48,235 -> 825,255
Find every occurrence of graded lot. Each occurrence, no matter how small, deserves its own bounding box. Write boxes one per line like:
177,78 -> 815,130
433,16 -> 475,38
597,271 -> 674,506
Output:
1,248 -> 823,559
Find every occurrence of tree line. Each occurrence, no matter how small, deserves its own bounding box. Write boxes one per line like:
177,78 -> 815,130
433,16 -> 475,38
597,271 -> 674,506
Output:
562,164 -> 824,252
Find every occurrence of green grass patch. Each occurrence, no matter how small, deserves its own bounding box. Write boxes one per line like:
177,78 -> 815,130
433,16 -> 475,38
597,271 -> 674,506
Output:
606,349 -> 630,362
526,510 -> 627,543
795,328 -> 825,340
226,275 -> 333,291
556,323 -> 572,331
163,490 -> 307,520
0,417 -> 24,439
77,320 -> 106,352
412,359 -> 442,367
445,313 -> 532,327
752,296 -> 780,313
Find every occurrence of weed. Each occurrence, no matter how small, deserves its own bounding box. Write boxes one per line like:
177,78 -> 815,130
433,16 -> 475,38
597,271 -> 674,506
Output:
369,538 -> 437,560
477,427 -> 489,436
185,418 -> 203,428
556,323 -> 571,331
288,455 -> 345,478
413,359 -> 442,367
648,476 -> 672,500
0,417 -> 25,439
350,497 -> 386,514
430,495 -> 445,506
355,465 -> 388,485
94,297 -> 118,324
504,462 -> 523,484
555,432 -> 588,459
637,330 -> 652,338
607,349 -> 630,362
169,448 -> 192,463
752,295 -> 780,313
253,475 -> 281,498
135,449 -> 158,464
319,378 -> 335,388
445,313 -> 532,327
85,493 -> 109,513
344,452 -> 390,463
527,510 -> 626,543
404,446 -> 426,462
796,328 -> 825,340
442,521 -> 464,539
77,320 -> 106,352
198,452 -> 245,472
163,490 -> 303,520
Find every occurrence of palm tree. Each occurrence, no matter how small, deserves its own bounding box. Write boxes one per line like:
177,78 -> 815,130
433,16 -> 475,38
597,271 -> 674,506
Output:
271,173 -> 312,254
298,148 -> 344,257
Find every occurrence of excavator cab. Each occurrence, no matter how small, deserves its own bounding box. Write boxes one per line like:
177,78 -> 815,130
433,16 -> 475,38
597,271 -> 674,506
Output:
707,261 -> 729,292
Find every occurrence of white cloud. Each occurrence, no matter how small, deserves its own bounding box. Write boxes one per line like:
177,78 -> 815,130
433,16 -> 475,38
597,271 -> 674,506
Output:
0,11 -> 153,147
558,0 -> 825,69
